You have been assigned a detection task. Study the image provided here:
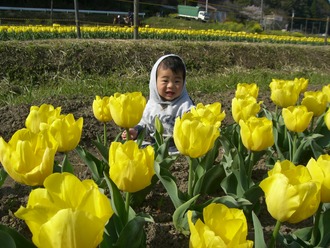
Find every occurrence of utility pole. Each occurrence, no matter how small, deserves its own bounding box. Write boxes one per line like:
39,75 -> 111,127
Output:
50,0 -> 53,24
205,0 -> 208,13
133,0 -> 139,39
325,16 -> 329,45
290,9 -> 294,31
74,0 -> 81,38
260,0 -> 264,29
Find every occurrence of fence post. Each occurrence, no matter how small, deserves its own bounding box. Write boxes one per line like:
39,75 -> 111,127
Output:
133,0 -> 139,40
325,16 -> 329,45
74,0 -> 81,39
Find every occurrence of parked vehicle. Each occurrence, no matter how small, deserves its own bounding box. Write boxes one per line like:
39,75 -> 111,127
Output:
177,5 -> 209,22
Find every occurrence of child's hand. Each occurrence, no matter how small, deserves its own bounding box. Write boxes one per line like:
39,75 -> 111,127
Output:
121,128 -> 138,140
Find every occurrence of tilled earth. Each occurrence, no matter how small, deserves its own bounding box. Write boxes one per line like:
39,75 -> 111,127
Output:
0,89 -> 315,247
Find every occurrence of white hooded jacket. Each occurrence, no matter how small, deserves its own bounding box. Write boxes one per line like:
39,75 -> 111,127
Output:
136,54 -> 195,139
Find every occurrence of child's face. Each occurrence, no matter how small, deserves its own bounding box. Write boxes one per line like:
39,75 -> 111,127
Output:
156,67 -> 184,101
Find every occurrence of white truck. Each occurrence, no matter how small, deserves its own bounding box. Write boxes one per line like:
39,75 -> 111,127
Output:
177,5 -> 209,22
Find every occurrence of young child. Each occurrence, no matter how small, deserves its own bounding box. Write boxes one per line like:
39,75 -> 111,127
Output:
122,54 -> 194,145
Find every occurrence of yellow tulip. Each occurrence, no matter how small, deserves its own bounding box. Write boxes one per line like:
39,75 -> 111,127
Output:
239,116 -> 274,151
235,83 -> 259,99
306,155 -> 330,203
46,114 -> 83,152
92,95 -> 112,123
282,105 -> 313,132
15,172 -> 113,248
293,77 -> 309,93
173,112 -> 220,158
109,92 -> 146,128
25,104 -> 61,133
260,160 -> 320,223
187,203 -> 253,248
0,128 -> 58,186
231,96 -> 262,123
190,102 -> 226,128
322,84 -> 330,102
324,108 -> 330,130
109,140 -> 155,193
269,79 -> 300,108
301,91 -> 328,117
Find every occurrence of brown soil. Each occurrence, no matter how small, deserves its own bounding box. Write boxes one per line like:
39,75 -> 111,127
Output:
0,88 -> 317,247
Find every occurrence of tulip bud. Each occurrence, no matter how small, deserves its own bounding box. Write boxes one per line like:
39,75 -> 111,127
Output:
188,203 -> 253,247
324,108 -> 330,130
0,128 -> 58,186
48,114 -> 83,152
235,82 -> 259,99
306,155 -> 330,203
173,112 -> 220,158
92,95 -> 112,123
15,173 -> 113,248
260,160 -> 321,223
109,141 -> 155,192
25,104 -> 61,133
239,116 -> 274,151
231,96 -> 262,123
282,105 -> 313,132
154,116 -> 163,135
269,79 -> 300,108
301,91 -> 328,117
109,92 -> 146,128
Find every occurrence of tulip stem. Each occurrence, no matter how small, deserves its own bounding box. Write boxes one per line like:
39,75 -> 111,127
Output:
125,128 -> 130,141
291,132 -> 297,163
309,116 -> 315,133
187,157 -> 193,198
311,203 -> 323,245
269,220 -> 281,248
125,192 -> 131,224
103,123 -> 107,146
247,151 -> 255,188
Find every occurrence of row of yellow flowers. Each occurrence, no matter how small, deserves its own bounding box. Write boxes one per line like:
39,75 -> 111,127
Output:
0,24 -> 326,45
1,77 -> 330,247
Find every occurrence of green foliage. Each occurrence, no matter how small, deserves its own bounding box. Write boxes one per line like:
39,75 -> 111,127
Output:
0,40 -> 329,107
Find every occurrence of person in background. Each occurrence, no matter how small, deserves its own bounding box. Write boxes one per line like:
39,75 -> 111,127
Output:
122,54 -> 195,152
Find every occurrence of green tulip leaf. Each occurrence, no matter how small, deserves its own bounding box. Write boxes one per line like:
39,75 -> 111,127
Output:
76,145 -> 103,181
203,195 -> 251,209
310,139 -> 325,160
315,124 -> 330,148
135,128 -> 146,148
0,224 -> 36,248
252,211 -> 267,248
130,175 -> 158,207
61,153 -> 74,174
115,213 -> 154,248
103,172 -> 126,227
272,125 -> 286,161
154,161 -> 184,208
279,229 -> 313,248
221,170 -> 246,198
194,162 -> 226,195
173,194 -> 200,234
0,168 -> 8,188
92,138 -> 109,162
201,138 -> 221,171
243,184 -> 264,219
154,127 -> 163,148
101,215 -> 120,247
317,207 -> 330,247
293,134 -> 324,163
0,230 -> 16,248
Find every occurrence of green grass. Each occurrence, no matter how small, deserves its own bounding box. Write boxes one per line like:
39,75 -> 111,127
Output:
143,16 -> 262,33
0,39 -> 329,107
1,69 -> 329,107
